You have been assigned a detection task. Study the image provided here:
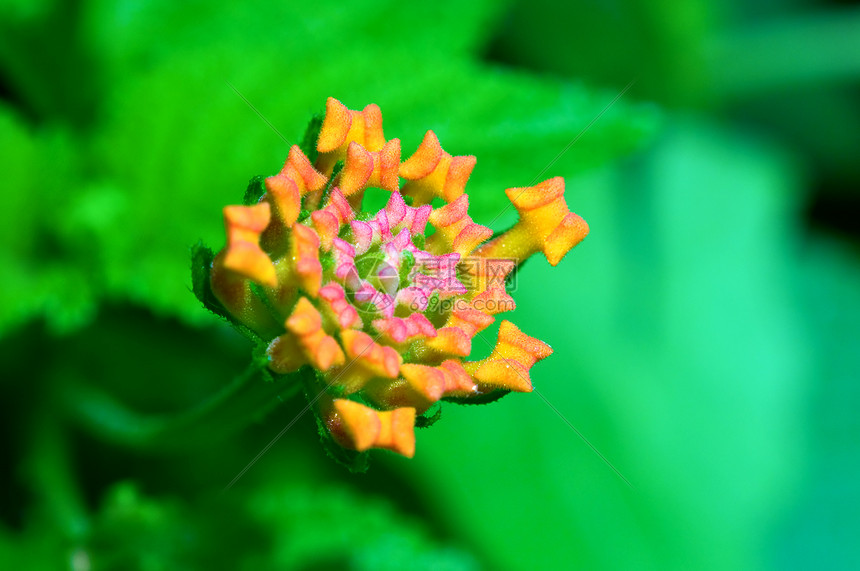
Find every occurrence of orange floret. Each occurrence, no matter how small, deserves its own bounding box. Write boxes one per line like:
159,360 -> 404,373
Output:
364,363 -> 446,412
290,223 -> 323,297
332,330 -> 402,394
264,174 -> 302,231
401,130 -> 476,205
426,195 -> 493,257
337,139 -> 401,199
220,203 -> 277,288
464,320 -> 553,392
327,399 -> 416,457
267,297 -> 345,373
474,177 -> 589,266
202,98 -> 590,463
316,98 -> 387,174
318,282 -> 363,330
276,145 -> 328,196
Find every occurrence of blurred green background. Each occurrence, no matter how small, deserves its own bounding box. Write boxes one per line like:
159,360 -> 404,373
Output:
2,0 -> 858,569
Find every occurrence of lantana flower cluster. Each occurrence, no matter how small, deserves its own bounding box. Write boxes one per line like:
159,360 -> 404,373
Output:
207,98 -> 588,459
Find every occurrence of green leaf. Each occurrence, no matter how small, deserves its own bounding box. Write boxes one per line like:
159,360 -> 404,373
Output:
0,104 -> 97,336
245,472 -> 479,570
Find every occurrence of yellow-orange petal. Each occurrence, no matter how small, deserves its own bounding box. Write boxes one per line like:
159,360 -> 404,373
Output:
329,398 -> 380,452
401,131 -> 475,205
291,223 -> 323,297
322,187 -> 355,223
268,297 -> 345,373
316,99 -> 389,175
475,177 -> 588,266
466,359 -> 533,392
399,364 -> 446,403
264,174 -> 301,229
326,399 -> 415,457
426,194 -> 492,257
492,320 -> 553,366
278,145 -> 328,195
318,282 -> 363,330
459,257 -> 516,298
221,203 -> 277,288
339,142 -> 374,197
210,251 -> 281,338
364,363 -> 446,412
437,359 -> 478,396
329,330 -> 402,394
285,296 -> 322,335
310,210 -> 340,251
341,330 -> 401,378
366,138 -> 401,193
470,287 -> 516,315
545,212 -> 589,266
399,130 -> 442,180
463,320 -> 552,393
374,407 -> 416,457
444,308 -> 494,338
317,97 -> 354,154
361,103 -> 386,152
422,327 -> 472,358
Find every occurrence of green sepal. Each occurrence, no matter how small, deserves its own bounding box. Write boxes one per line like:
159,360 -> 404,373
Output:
299,113 -> 324,164
318,159 -> 345,208
242,175 -> 267,205
304,372 -> 371,473
328,160 -> 345,186
190,242 -> 261,343
415,402 -> 442,428
316,422 -> 371,474
444,389 -> 511,406
399,249 -> 416,289
320,249 -> 336,273
249,281 -> 286,335
250,343 -> 275,381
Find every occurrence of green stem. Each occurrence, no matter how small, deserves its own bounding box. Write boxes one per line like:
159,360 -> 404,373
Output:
26,415 -> 90,540
59,363 -> 307,450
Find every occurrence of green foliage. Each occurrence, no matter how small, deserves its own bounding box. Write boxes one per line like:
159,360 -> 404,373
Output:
245,475 -> 479,570
2,0 -> 859,568
0,105 -> 97,335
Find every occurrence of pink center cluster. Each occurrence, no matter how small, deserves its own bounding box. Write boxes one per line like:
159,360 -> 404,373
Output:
328,192 -> 467,341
